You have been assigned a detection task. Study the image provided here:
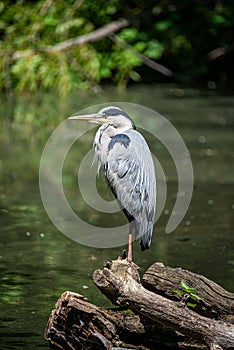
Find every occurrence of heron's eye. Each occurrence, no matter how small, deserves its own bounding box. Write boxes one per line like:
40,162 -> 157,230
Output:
101,112 -> 108,118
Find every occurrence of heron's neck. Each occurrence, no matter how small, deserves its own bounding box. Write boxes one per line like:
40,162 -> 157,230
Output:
94,123 -> 132,166
98,123 -> 132,140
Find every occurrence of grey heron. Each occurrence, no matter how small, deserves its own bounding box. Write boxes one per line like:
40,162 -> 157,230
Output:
69,106 -> 156,264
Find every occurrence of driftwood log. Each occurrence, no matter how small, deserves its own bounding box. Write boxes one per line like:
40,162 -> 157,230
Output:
45,257 -> 234,350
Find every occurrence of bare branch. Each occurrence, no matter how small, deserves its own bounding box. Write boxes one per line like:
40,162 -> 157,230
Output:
40,0 -> 54,16
7,18 -> 183,82
109,33 -> 176,79
206,43 -> 234,61
11,18 -> 129,60
206,47 -> 226,61
72,0 -> 84,9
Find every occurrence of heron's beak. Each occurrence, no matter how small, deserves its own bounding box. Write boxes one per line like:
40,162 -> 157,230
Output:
68,113 -> 104,124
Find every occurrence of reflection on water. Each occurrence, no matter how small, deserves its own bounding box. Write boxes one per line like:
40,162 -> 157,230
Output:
0,86 -> 234,349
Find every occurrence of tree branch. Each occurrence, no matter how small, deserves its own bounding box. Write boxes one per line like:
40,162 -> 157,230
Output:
109,34 -> 175,79
8,17 -> 184,82
11,18 -> 129,60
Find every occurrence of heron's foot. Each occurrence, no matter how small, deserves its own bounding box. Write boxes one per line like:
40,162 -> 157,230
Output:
119,250 -> 139,269
127,258 -> 140,270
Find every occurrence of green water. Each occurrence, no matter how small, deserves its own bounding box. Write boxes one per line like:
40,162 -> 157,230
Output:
0,86 -> 234,349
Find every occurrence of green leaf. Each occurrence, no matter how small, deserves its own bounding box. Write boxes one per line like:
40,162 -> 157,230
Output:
44,17 -> 58,27
190,293 -> 203,301
56,18 -> 84,34
187,302 -> 197,308
129,70 -> 141,82
119,28 -> 138,42
155,20 -> 172,31
144,39 -> 164,60
106,5 -> 117,15
172,289 -> 184,296
211,14 -> 226,24
134,41 -> 146,52
181,281 -> 196,293
0,2 -> 4,13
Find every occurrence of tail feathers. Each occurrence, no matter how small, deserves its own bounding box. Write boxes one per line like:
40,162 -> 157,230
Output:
139,235 -> 151,251
139,224 -> 153,251
130,220 -> 154,251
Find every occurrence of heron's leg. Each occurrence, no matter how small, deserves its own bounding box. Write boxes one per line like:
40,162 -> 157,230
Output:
127,227 -> 133,263
128,221 -> 136,263
127,222 -> 139,269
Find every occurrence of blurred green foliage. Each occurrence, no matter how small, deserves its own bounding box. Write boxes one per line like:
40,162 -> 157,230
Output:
0,0 -> 234,95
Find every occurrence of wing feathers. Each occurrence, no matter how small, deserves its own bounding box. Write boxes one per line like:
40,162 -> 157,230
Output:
105,130 -> 156,250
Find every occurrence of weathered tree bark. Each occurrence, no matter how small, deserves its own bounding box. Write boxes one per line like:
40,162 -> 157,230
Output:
45,291 -> 186,350
93,259 -> 234,350
143,263 -> 234,320
45,258 -> 234,350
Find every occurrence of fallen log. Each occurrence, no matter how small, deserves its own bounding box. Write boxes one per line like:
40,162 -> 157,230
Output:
93,259 -> 234,349
143,263 -> 234,320
45,258 -> 234,350
45,291 -> 184,350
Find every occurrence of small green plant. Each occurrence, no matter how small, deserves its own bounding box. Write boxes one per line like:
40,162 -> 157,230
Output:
173,281 -> 203,308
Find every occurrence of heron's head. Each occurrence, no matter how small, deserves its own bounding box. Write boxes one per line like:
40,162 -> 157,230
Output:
68,106 -> 135,129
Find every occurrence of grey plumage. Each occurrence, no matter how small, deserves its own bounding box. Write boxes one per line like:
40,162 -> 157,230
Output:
93,107 -> 156,251
69,106 -> 156,260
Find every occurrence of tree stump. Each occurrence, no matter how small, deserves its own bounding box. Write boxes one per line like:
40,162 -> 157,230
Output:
45,257 -> 234,350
